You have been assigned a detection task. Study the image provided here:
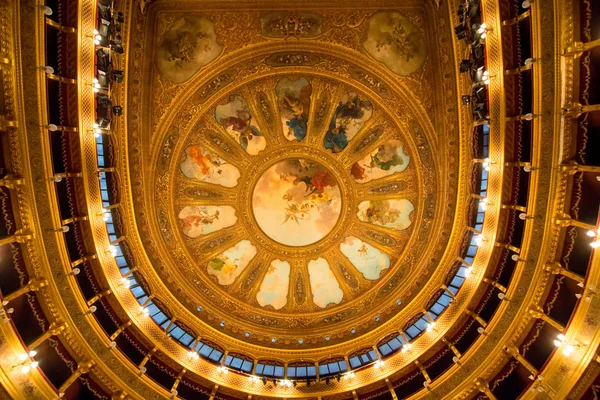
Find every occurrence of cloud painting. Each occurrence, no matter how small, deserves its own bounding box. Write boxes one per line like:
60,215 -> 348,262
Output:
340,237 -> 390,280
308,258 -> 343,308
257,259 -> 290,310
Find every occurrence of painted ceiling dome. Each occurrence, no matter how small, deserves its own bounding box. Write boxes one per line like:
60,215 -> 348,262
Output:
126,8 -> 460,351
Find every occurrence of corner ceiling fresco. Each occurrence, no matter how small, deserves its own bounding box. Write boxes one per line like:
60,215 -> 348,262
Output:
126,2 -> 460,349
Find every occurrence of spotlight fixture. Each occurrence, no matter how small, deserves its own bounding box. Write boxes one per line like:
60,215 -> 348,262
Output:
112,105 -> 123,116
460,59 -> 473,73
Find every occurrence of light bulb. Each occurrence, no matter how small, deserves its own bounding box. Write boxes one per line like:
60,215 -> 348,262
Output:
28,350 -> 37,358
47,124 -> 58,131
20,365 -> 31,374
18,353 -> 28,362
465,266 -> 473,278
587,230 -> 597,237
30,361 -> 39,369
93,29 -> 99,35
591,241 -> 600,249
562,344 -> 575,356
523,165 -> 533,172
557,334 -> 565,341
553,340 -> 562,347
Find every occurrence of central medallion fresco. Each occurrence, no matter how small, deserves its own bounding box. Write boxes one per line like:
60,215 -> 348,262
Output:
252,158 -> 342,246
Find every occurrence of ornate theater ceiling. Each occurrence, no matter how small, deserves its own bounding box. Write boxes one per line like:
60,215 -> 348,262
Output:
123,0 -> 464,356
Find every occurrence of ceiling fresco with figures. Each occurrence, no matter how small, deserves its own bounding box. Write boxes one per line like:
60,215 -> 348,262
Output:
124,1 -> 462,351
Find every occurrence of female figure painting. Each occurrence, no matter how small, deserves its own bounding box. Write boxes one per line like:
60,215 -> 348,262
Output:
252,159 -> 341,246
180,145 -> 240,187
256,260 -> 290,310
308,258 -> 343,308
207,240 -> 257,285
323,92 -> 373,153
275,77 -> 312,142
357,199 -> 414,231
178,205 -> 237,238
215,95 -> 267,155
339,236 -> 390,280
351,139 -> 410,183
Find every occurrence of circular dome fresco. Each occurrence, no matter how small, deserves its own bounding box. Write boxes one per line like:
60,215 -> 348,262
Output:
125,8 -> 460,354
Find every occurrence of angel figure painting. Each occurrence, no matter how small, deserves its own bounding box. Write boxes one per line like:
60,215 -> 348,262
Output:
340,237 -> 390,280
323,92 -> 373,153
215,95 -> 267,155
256,260 -> 290,310
357,199 -> 414,231
178,205 -> 237,238
156,16 -> 222,83
275,77 -> 312,142
207,240 -> 257,285
180,145 -> 240,187
350,139 -> 410,183
308,258 -> 343,308
252,159 -> 341,246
